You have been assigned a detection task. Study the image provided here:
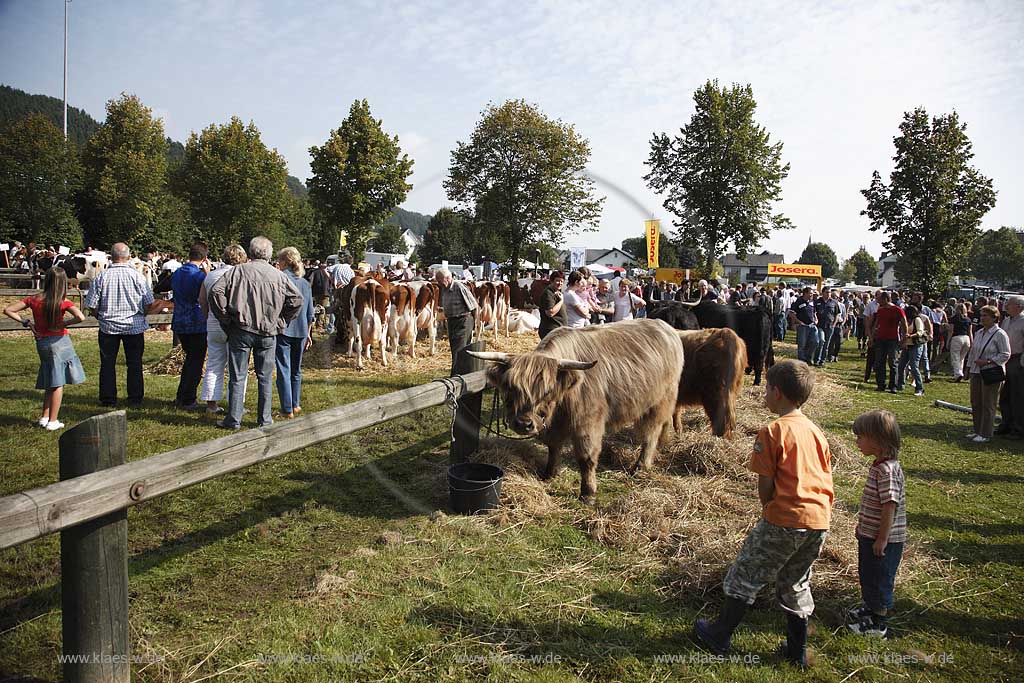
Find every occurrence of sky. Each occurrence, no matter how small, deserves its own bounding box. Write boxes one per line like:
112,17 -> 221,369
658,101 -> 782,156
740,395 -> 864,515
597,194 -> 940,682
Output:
1,0 -> 1022,263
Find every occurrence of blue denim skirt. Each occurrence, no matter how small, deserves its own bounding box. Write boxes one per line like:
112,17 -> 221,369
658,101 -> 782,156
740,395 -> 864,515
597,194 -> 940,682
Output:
36,335 -> 87,390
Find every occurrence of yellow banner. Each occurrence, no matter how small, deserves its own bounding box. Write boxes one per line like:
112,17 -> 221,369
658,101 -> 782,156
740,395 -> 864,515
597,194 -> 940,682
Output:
767,263 -> 822,278
655,268 -> 691,284
645,220 -> 660,269
339,231 -> 348,247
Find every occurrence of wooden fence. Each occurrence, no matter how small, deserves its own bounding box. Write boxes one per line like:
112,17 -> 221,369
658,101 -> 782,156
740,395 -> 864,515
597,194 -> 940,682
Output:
0,343 -> 487,682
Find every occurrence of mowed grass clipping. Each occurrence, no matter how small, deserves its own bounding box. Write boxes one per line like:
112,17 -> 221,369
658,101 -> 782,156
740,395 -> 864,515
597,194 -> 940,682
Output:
0,325 -> 1021,682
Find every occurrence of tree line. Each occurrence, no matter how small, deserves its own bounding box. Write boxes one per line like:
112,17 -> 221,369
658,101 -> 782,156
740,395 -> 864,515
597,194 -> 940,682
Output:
1,82 -> 1015,293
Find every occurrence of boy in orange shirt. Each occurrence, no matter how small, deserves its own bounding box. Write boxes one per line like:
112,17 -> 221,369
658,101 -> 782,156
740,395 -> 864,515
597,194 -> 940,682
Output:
695,359 -> 834,666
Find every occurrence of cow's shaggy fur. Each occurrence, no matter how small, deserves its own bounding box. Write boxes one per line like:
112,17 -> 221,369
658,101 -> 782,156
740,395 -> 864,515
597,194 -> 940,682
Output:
483,318 -> 684,502
674,329 -> 747,438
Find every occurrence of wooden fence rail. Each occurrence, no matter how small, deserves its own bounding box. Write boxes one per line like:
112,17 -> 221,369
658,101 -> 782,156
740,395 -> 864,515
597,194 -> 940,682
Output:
0,347 -> 487,682
0,312 -> 172,332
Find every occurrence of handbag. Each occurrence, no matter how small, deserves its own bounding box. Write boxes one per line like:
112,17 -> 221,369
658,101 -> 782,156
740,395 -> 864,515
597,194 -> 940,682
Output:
975,330 -> 1006,385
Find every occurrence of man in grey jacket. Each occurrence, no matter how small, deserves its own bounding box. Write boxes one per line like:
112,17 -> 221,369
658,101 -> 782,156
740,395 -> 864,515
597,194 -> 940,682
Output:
209,236 -> 303,429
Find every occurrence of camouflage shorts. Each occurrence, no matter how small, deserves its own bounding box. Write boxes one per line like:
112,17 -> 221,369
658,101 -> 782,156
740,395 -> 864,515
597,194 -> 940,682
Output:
722,519 -> 828,618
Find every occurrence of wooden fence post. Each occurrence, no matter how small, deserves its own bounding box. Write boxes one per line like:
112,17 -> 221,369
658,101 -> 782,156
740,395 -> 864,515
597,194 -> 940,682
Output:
59,411 -> 130,683
450,340 -> 484,464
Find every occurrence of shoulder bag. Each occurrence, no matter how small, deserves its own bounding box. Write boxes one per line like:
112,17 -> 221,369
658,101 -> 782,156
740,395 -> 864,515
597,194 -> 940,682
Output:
976,330 -> 1006,385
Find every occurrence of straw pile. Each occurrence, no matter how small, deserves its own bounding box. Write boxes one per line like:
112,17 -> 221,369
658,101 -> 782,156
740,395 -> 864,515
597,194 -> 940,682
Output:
469,365 -> 946,600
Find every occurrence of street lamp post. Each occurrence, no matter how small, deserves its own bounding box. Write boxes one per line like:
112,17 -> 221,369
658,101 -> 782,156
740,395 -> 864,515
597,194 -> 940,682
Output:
63,0 -> 71,140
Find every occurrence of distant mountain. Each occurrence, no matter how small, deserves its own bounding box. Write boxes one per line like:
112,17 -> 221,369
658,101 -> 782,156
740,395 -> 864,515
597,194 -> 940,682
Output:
385,206 -> 431,237
285,175 -> 308,199
0,83 -> 100,147
2,84 -> 434,228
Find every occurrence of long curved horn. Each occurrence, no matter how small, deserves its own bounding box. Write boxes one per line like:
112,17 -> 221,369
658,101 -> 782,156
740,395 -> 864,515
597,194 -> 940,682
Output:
467,351 -> 512,363
676,300 -> 699,307
557,359 -> 597,370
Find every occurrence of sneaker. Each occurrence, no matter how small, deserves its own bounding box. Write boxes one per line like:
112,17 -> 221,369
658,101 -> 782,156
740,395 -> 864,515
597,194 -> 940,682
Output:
37,417 -> 50,428
847,604 -> 874,622
45,421 -> 65,431
176,401 -> 203,411
965,432 -> 977,439
292,406 -> 303,416
971,435 -> 990,443
205,405 -> 224,414
888,388 -> 898,394
914,390 -> 924,396
848,614 -> 888,638
215,419 -> 240,431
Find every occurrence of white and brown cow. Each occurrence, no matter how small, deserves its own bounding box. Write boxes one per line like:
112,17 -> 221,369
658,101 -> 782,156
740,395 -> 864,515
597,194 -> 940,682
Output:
473,281 -> 511,340
414,281 -> 440,356
470,318 -> 684,503
387,282 -> 418,359
349,276 -> 391,369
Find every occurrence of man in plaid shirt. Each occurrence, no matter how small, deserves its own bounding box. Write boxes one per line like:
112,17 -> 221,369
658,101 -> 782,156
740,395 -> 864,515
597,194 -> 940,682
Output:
84,243 -> 162,407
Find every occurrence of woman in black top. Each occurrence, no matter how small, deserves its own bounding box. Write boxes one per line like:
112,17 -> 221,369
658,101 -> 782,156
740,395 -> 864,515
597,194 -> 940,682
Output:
948,304 -> 974,382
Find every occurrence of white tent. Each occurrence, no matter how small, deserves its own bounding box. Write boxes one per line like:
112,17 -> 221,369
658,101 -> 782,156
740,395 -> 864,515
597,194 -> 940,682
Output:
586,263 -> 615,276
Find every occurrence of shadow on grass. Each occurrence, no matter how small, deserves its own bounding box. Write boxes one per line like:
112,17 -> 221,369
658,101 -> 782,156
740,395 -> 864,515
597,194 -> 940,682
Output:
903,468 -> 1024,486
0,431 -> 452,634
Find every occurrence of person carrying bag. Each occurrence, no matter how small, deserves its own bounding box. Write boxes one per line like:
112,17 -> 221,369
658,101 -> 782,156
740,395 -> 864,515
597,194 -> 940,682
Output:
966,305 -> 1010,442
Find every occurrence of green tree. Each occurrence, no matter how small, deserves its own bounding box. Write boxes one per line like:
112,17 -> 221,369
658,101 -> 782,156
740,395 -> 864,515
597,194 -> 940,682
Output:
862,108 -> 996,297
308,99 -> 414,260
848,247 -> 878,285
371,222 -> 407,254
0,114 -> 83,248
419,207 -> 468,266
969,227 -> 1024,288
645,80 -> 792,273
836,259 -> 856,284
798,242 -> 839,279
621,233 -> 678,268
174,117 -> 291,248
445,99 -> 604,272
80,93 -> 170,247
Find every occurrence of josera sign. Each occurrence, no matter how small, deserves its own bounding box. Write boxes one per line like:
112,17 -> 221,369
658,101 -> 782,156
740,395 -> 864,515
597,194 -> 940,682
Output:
655,268 -> 691,284
767,263 -> 822,278
645,220 -> 660,269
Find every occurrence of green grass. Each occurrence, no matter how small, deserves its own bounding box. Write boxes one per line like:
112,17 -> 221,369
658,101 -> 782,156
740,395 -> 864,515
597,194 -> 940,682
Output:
0,329 -> 1021,682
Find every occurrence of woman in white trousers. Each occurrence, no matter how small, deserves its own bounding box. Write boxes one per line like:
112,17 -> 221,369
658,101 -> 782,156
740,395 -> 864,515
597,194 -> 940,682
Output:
199,245 -> 248,413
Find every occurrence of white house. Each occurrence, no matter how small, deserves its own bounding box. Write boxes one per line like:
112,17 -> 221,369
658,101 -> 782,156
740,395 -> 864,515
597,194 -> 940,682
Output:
401,229 -> 423,260
878,251 -> 899,288
558,247 -> 641,270
722,251 -> 784,282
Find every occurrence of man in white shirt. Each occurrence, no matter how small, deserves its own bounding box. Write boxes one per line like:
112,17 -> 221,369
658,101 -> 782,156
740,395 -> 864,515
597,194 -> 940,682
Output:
461,264 -> 475,281
325,253 -> 356,334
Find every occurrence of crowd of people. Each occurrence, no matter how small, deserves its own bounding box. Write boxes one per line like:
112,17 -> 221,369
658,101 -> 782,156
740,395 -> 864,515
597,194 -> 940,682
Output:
3,237 -> 314,431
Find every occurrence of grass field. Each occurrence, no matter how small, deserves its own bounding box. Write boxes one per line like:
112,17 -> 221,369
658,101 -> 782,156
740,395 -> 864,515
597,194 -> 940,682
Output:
0,326 -> 1021,682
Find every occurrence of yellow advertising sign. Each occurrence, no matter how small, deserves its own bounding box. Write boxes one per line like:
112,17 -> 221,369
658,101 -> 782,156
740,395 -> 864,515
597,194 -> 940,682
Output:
767,263 -> 822,278
655,267 -> 691,284
645,219 -> 660,269
339,231 -> 348,247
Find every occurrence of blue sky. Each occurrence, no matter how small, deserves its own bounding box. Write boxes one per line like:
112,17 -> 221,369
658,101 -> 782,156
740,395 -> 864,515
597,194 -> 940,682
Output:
2,0 -> 1021,263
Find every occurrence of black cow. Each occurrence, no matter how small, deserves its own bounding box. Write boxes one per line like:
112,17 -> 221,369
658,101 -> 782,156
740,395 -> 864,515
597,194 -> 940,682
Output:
677,300 -> 775,385
647,301 -> 701,331
56,255 -> 86,281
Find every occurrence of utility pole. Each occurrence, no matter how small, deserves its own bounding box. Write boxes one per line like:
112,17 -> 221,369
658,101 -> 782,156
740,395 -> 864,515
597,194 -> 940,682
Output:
63,0 -> 71,140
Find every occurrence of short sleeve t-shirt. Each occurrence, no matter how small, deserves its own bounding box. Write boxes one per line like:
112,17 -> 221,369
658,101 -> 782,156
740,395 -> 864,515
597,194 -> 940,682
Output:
22,297 -> 74,337
748,412 -> 834,530
873,305 -> 907,341
564,290 -> 588,328
538,286 -> 566,334
792,298 -> 816,325
856,458 -> 907,543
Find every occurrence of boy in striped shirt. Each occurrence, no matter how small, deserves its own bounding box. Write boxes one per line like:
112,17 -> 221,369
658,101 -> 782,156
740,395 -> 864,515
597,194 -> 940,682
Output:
849,409 -> 907,637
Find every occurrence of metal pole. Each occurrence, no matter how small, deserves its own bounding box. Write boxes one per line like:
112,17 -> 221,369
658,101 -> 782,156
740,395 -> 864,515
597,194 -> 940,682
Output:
63,0 -> 69,140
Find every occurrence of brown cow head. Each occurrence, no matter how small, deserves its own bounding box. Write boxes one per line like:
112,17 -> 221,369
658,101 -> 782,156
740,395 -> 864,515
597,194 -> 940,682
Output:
469,351 -> 596,436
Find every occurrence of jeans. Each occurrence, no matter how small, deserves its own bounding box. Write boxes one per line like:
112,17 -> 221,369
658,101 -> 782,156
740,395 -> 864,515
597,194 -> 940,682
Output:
814,325 -> 833,364
175,332 -> 208,406
897,344 -> 925,392
98,332 -> 145,406
874,339 -> 899,390
275,334 -> 306,414
774,313 -> 786,342
225,329 -> 276,428
857,536 -> 903,612
796,325 -> 818,363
